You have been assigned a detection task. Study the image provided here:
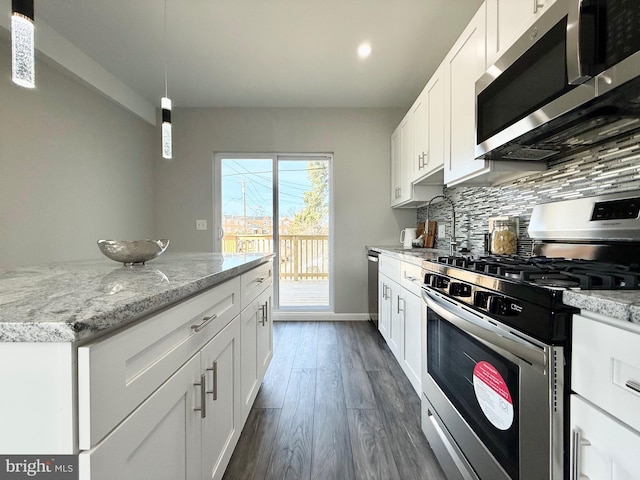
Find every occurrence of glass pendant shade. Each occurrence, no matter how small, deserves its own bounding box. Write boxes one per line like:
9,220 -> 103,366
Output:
11,0 -> 35,89
161,97 -> 172,159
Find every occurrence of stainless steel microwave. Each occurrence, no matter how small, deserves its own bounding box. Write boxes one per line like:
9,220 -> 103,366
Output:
476,0 -> 640,162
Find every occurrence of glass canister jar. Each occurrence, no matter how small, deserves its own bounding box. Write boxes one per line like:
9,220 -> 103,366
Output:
490,219 -> 518,255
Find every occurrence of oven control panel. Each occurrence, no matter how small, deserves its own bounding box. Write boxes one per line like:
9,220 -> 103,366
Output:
424,274 -> 524,318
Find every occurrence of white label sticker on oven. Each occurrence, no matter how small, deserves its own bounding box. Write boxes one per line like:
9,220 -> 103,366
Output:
472,361 -> 514,430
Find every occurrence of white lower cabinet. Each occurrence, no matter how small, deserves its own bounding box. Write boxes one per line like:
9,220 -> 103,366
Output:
389,278 -> 404,361
79,354 -> 203,480
400,289 -> 422,395
378,254 -> 422,395
570,395 -> 640,480
81,316 -> 241,480
378,275 -> 392,343
240,286 -> 273,422
201,318 -> 241,480
570,313 -> 640,480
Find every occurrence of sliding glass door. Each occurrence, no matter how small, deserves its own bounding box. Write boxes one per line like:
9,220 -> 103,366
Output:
214,154 -> 332,311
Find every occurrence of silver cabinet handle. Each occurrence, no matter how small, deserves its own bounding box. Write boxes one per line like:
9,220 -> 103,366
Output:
191,313 -> 217,332
397,295 -> 405,314
193,374 -> 207,418
626,380 -> 640,393
206,361 -> 218,401
262,301 -> 269,325
259,303 -> 267,326
256,277 -> 266,284
571,428 -> 590,480
533,0 -> 544,14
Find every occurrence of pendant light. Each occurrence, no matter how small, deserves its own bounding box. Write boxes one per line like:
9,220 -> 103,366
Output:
161,0 -> 172,159
11,0 -> 35,88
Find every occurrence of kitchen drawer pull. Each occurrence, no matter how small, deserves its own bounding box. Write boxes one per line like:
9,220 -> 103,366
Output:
256,277 -> 266,284
206,361 -> 218,401
193,374 -> 207,418
191,313 -> 218,332
626,380 -> 640,394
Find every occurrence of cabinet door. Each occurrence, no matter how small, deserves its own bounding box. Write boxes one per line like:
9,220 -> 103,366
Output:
79,355 -> 202,480
240,287 -> 273,422
443,3 -> 488,186
411,91 -> 428,183
389,279 -> 404,361
401,291 -> 422,395
412,65 -> 445,185
391,117 -> 412,206
391,125 -> 402,205
201,317 -> 242,480
425,64 -> 445,179
486,0 -> 556,66
256,287 -> 273,381
240,298 -> 259,422
570,395 -> 640,480
378,276 -> 391,342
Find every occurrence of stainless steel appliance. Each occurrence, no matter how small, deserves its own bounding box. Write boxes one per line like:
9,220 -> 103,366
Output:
476,0 -> 640,162
367,249 -> 379,326
421,190 -> 640,480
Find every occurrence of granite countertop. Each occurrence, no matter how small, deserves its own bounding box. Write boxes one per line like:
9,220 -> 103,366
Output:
0,252 -> 274,343
367,246 -> 451,265
563,290 -> 640,324
370,245 -> 640,325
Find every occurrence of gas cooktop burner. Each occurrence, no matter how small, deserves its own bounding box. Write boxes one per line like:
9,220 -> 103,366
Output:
434,255 -> 640,290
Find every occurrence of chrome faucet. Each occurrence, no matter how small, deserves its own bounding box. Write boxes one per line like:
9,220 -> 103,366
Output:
426,195 -> 456,254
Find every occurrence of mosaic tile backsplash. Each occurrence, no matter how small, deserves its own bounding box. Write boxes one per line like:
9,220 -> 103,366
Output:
416,133 -> 640,256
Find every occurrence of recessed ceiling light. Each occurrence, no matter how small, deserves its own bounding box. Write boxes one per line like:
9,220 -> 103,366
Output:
357,43 -> 372,59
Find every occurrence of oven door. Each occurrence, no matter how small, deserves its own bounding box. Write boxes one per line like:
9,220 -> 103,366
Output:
421,288 -> 564,480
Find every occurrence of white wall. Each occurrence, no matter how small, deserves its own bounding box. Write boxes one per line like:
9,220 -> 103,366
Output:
0,38 -> 155,267
154,108 -> 416,314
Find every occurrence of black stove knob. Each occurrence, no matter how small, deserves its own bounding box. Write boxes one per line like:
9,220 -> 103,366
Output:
434,275 -> 450,288
449,282 -> 471,297
474,291 -> 492,309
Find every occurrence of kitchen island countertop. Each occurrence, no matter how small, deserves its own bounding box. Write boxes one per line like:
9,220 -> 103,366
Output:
0,252 -> 274,343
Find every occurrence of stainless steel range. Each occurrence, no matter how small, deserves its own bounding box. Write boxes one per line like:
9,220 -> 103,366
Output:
420,191 -> 640,480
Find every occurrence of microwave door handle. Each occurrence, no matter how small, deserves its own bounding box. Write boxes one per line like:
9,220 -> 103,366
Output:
422,288 -> 547,372
567,0 -> 591,85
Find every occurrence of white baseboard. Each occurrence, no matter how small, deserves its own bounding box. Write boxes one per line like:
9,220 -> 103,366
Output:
272,311 -> 369,322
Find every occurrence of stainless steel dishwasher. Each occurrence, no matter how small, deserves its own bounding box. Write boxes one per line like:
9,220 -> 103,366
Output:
366,249 -> 379,326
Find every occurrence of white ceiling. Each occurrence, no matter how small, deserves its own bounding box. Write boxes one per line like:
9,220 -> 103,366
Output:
35,0 -> 483,109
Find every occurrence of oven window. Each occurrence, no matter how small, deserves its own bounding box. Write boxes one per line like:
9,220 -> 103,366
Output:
428,311 -> 520,480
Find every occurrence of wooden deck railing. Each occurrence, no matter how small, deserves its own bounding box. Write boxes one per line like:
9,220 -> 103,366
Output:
223,234 -> 328,281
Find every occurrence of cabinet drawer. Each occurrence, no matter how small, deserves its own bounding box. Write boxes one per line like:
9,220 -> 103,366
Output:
401,261 -> 424,297
572,314 -> 640,432
240,261 -> 273,309
78,277 -> 240,449
379,254 -> 401,280
570,394 -> 640,480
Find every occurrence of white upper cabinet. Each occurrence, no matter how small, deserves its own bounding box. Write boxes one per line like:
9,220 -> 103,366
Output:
443,3 -> 487,186
486,0 -> 557,66
411,63 -> 445,185
443,2 -> 544,187
391,113 -> 442,208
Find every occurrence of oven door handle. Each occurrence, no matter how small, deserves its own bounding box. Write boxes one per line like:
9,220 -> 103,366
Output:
422,288 -> 548,372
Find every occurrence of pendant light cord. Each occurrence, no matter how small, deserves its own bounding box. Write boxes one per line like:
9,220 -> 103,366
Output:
163,0 -> 168,98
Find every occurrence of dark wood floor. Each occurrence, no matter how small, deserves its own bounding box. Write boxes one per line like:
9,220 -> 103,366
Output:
222,321 -> 446,480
